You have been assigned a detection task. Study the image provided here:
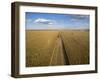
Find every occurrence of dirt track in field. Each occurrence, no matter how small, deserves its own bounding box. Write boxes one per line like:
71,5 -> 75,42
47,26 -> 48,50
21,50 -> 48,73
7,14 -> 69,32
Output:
49,33 -> 69,65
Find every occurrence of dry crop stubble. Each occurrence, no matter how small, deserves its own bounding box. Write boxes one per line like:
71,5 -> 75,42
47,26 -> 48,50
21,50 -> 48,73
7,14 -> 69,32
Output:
26,30 -> 89,67
26,30 -> 58,67
61,30 -> 89,65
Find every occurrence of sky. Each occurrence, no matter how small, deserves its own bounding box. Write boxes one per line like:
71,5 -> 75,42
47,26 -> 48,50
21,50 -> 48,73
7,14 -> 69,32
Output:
25,12 -> 90,30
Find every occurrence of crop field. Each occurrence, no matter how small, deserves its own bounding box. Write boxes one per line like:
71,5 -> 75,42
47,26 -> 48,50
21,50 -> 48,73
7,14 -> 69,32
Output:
61,30 -> 89,65
26,30 -> 89,67
26,30 -> 58,67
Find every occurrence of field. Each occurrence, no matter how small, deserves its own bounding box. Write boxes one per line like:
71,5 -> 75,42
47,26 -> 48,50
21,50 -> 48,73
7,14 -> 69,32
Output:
26,30 -> 89,67
61,30 -> 89,64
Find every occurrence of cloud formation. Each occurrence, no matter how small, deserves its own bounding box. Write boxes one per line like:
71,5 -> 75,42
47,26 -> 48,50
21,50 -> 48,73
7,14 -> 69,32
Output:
70,15 -> 89,22
34,18 -> 53,25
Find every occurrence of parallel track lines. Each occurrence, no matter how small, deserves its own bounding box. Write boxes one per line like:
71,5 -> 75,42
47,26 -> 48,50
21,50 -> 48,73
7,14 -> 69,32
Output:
49,42 -> 57,65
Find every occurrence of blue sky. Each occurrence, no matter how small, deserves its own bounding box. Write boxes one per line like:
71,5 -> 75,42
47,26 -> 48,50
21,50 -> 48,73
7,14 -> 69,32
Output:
25,12 -> 90,30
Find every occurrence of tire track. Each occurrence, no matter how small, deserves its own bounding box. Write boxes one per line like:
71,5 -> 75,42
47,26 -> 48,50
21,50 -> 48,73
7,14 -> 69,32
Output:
49,32 -> 70,65
59,32 -> 70,65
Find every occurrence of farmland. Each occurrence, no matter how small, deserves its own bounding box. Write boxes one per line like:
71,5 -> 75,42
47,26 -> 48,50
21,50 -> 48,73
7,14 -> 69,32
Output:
26,30 -> 89,67
61,30 -> 89,64
26,30 -> 58,67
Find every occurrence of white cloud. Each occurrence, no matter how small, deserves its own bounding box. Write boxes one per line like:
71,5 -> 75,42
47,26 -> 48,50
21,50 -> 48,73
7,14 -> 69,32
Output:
70,18 -> 78,22
70,15 -> 89,22
34,18 -> 53,25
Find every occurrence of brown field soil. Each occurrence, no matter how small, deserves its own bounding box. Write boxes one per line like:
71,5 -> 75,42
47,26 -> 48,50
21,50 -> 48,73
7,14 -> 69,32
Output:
26,30 -> 89,67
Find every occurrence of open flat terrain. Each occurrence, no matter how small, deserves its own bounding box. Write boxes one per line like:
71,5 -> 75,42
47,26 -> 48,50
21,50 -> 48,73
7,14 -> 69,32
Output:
26,30 -> 89,67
